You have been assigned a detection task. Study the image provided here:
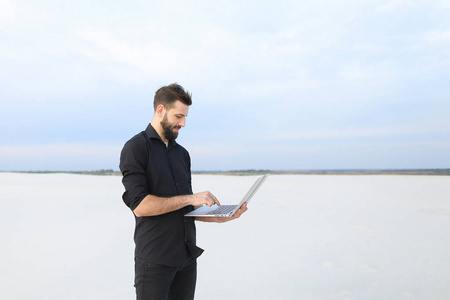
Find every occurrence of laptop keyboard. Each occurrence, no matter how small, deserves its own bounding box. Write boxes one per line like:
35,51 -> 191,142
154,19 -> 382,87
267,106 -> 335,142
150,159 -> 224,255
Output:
207,205 -> 236,215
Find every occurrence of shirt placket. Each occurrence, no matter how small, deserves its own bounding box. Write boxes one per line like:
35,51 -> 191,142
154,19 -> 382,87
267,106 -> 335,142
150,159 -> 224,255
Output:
166,146 -> 180,195
166,146 -> 190,249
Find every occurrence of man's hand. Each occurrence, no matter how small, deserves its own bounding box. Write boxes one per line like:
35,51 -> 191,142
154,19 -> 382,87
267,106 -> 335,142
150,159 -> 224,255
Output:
190,191 -> 220,208
196,202 -> 248,223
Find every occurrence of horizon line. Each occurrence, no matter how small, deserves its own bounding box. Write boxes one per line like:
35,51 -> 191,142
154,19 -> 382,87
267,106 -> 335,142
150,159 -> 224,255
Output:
1,168 -> 449,176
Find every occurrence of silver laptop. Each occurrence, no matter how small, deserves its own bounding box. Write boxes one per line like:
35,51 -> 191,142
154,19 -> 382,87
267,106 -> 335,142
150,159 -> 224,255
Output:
185,174 -> 269,217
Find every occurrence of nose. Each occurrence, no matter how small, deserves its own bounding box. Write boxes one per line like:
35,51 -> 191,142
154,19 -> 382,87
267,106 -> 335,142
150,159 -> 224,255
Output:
178,117 -> 186,127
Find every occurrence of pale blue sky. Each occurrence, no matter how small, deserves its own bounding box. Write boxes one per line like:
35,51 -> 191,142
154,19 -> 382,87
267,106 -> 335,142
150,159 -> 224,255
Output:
1,0 -> 449,171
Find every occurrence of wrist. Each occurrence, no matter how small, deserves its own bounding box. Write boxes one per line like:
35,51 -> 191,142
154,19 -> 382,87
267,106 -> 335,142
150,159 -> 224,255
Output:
181,194 -> 193,207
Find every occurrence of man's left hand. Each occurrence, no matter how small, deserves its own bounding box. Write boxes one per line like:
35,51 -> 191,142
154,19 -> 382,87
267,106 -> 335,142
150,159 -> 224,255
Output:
196,202 -> 248,223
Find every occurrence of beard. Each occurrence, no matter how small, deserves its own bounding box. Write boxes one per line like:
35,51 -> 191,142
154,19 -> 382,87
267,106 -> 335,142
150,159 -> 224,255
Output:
161,114 -> 180,141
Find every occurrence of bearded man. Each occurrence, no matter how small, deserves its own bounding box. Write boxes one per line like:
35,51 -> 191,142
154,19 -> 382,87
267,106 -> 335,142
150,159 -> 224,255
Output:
119,83 -> 247,300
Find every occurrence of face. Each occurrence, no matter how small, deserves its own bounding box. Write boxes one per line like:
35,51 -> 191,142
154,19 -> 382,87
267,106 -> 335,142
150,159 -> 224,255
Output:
160,100 -> 189,141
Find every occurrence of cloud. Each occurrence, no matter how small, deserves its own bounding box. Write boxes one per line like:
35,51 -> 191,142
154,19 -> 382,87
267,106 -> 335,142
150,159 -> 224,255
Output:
422,30 -> 450,46
336,61 -> 399,89
0,0 -> 49,26
270,125 -> 447,141
0,0 -> 14,22
73,26 -> 228,82
377,0 -> 413,12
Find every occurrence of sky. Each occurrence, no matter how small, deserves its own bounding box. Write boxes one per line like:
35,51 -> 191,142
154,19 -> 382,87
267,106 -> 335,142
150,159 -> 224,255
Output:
1,0 -> 449,171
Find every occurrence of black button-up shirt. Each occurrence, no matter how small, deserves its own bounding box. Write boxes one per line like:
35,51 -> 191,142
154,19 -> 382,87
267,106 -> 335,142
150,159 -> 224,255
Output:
119,124 -> 203,267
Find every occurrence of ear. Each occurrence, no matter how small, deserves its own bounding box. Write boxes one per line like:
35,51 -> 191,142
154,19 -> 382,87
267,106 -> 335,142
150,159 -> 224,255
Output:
156,104 -> 166,118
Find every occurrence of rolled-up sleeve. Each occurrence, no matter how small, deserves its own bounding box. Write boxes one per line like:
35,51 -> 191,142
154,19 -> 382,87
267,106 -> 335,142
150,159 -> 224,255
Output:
119,137 -> 149,211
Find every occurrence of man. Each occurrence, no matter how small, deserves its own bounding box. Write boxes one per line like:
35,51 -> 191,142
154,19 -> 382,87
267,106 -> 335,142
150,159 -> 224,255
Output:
119,83 -> 247,300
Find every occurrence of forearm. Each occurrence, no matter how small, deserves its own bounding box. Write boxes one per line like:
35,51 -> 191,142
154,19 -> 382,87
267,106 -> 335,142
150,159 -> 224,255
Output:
195,216 -> 228,223
133,191 -> 220,217
133,194 -> 191,217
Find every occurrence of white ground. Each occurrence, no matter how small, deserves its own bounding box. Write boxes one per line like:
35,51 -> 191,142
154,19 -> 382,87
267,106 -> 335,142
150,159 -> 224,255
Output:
1,173 -> 449,299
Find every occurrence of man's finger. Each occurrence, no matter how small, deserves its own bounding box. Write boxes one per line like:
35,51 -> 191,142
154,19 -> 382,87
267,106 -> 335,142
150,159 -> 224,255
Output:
212,194 -> 220,206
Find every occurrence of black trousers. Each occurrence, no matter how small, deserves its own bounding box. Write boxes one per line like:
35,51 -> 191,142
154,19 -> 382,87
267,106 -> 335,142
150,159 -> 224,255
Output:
134,256 -> 197,300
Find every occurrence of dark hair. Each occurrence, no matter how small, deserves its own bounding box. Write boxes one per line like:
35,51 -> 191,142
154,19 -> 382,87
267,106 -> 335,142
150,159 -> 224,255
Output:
153,83 -> 192,111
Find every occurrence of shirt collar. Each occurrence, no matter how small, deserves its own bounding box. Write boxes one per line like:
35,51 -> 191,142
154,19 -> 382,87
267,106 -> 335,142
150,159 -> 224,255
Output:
145,123 -> 177,148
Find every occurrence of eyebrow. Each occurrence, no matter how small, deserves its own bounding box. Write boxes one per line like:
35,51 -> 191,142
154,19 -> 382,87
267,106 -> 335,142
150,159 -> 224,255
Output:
175,113 -> 188,117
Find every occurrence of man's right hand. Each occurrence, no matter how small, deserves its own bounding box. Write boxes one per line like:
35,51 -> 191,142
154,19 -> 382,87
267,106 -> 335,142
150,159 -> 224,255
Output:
190,191 -> 220,208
